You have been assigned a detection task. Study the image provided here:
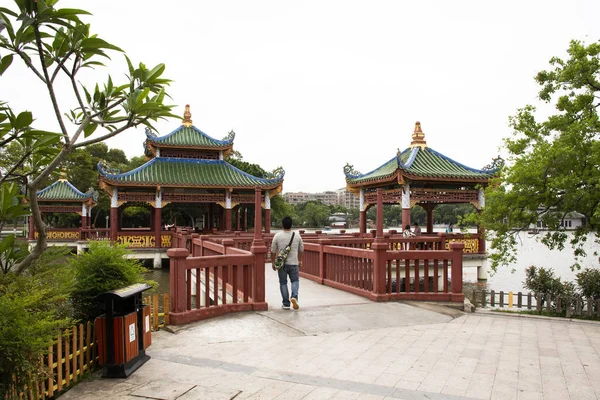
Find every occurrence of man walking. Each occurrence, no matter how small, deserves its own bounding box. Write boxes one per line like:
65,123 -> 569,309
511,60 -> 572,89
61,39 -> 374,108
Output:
271,216 -> 304,310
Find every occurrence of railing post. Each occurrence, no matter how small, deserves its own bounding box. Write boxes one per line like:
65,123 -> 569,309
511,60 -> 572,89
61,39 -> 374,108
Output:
437,232 -> 447,250
318,238 -> 330,284
449,242 -> 464,302
222,238 -> 234,254
190,233 -> 199,256
372,188 -> 387,298
167,248 -> 190,320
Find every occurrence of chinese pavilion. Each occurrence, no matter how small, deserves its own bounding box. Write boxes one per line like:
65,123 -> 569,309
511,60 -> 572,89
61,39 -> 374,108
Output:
29,178 -> 97,240
98,105 -> 284,248
344,121 -> 500,251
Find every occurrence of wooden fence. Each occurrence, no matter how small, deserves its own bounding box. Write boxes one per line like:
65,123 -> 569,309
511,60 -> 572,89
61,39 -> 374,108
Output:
143,293 -> 170,330
5,295 -> 169,400
5,322 -> 97,400
469,289 -> 600,318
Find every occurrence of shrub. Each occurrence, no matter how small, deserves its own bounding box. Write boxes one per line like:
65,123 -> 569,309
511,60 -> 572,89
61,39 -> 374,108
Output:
0,248 -> 73,398
70,241 -> 155,321
576,268 -> 600,300
523,266 -> 567,307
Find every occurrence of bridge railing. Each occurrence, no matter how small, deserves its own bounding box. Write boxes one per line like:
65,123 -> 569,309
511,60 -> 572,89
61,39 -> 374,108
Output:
167,237 -> 267,325
301,238 -> 464,302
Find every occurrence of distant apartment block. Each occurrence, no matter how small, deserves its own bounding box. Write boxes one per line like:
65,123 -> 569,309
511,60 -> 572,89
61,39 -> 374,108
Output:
283,188 -> 360,209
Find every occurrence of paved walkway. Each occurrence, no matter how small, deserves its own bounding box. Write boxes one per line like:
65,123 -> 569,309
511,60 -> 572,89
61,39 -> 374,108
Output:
59,267 -> 600,400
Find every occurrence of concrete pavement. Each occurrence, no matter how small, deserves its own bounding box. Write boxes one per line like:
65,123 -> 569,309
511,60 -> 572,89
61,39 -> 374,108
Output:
59,267 -> 600,400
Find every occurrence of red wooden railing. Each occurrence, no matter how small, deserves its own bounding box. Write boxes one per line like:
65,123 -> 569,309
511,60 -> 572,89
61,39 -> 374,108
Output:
167,236 -> 267,325
300,238 -> 465,303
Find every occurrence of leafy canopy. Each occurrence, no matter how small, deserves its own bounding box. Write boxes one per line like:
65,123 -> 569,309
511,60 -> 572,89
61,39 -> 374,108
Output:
478,40 -> 600,271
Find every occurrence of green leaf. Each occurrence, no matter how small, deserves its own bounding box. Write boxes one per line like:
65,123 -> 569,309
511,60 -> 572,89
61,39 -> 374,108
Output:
14,111 -> 33,130
80,37 -> 123,52
83,122 -> 97,138
0,54 -> 13,75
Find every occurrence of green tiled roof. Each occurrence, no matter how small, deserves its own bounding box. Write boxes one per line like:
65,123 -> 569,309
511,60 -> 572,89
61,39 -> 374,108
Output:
146,126 -> 234,148
345,147 -> 496,184
37,180 -> 94,201
98,158 -> 284,188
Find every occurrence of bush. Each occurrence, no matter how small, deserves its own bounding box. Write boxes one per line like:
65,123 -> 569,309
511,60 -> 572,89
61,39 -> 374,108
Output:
523,266 -> 568,307
0,248 -> 73,398
576,268 -> 600,300
70,241 -> 155,321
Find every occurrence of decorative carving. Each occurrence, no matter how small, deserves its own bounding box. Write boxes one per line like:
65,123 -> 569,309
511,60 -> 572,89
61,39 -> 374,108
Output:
37,230 -> 81,240
344,163 -> 361,177
445,238 -> 479,254
39,205 -> 80,213
145,127 -> 157,137
223,130 -> 235,141
99,160 -> 121,175
161,234 -> 172,248
483,156 -> 504,171
117,235 -> 155,248
265,167 -> 284,180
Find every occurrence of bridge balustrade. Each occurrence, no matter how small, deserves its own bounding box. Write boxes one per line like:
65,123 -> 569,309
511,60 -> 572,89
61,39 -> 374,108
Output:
167,238 -> 267,325
300,238 -> 465,302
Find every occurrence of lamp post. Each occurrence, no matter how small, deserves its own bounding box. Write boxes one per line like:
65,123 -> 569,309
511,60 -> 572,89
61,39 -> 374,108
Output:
105,215 -> 109,229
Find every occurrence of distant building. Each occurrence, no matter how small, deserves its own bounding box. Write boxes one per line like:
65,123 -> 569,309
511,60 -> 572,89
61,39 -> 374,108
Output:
283,188 -> 360,209
533,210 -> 585,230
336,187 -> 360,209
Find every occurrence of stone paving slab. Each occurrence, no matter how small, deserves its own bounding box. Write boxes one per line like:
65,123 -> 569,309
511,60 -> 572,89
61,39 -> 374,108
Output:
58,263 -> 600,400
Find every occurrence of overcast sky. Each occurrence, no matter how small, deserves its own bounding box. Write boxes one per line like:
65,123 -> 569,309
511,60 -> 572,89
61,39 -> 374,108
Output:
2,1 -> 600,193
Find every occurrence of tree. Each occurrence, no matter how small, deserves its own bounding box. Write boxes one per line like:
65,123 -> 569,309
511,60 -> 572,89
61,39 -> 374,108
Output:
478,40 -> 600,272
0,0 -> 177,272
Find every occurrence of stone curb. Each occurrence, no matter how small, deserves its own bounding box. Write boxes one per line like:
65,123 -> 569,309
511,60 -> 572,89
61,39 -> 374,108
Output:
474,307 -> 600,325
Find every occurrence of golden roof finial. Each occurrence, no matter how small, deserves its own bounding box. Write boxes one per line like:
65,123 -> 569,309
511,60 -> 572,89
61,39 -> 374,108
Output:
59,166 -> 68,181
410,121 -> 427,149
182,104 -> 193,127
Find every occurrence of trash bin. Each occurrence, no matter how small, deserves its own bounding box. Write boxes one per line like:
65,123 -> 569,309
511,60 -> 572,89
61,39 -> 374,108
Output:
95,283 -> 152,378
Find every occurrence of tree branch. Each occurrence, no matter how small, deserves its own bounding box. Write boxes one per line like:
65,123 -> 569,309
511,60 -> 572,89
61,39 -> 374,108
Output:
14,186 -> 47,274
74,117 -> 148,148
33,24 -> 69,142
0,150 -> 33,185
50,49 -> 75,83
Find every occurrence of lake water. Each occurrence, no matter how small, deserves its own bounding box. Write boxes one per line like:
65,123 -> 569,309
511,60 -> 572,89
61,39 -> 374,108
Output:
485,231 -> 600,292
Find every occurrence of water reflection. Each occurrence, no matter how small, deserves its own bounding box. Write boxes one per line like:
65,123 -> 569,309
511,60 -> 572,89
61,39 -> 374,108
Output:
144,265 -> 170,295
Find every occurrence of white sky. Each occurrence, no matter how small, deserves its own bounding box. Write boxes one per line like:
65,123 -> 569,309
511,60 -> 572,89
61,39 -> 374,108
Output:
2,0 -> 600,193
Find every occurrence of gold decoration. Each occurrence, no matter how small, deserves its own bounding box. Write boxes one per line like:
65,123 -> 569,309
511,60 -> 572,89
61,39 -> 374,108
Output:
117,235 -> 155,248
161,234 -> 172,248
410,121 -> 427,149
445,238 -> 479,253
182,104 -> 193,127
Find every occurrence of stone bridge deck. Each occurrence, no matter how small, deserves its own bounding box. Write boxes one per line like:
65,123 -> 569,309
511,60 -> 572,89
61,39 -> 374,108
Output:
59,264 -> 600,400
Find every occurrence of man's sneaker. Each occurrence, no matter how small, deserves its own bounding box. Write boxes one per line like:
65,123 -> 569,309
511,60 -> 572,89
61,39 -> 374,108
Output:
291,298 -> 299,310
281,304 -> 290,310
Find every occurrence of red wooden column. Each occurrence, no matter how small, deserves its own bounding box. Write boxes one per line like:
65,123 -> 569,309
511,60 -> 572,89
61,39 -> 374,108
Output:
225,209 -> 232,231
110,207 -> 118,242
477,224 -> 486,253
28,215 -> 35,240
425,203 -> 434,234
110,188 -> 118,242
359,210 -> 366,235
154,207 -> 161,248
250,188 -> 268,310
372,188 -> 388,299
